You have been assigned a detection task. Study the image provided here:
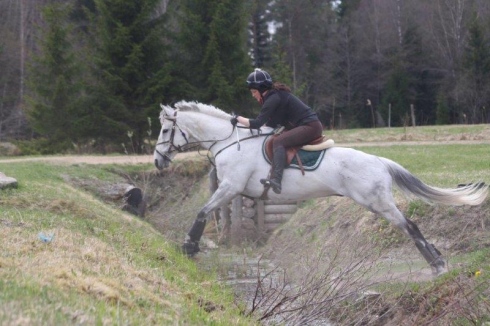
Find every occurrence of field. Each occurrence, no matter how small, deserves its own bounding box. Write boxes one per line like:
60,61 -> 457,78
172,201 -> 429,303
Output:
0,124 -> 489,325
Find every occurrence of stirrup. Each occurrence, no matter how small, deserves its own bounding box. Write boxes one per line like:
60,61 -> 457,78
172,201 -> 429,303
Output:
260,178 -> 271,186
260,178 -> 281,194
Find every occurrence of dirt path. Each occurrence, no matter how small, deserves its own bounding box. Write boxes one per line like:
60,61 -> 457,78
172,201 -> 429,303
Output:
0,139 -> 487,165
0,152 -> 201,165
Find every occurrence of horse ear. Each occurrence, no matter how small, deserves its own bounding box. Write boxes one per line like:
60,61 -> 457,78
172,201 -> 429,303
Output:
160,104 -> 175,117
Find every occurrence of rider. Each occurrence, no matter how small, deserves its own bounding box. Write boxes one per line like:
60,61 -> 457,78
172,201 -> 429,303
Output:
231,68 -> 323,194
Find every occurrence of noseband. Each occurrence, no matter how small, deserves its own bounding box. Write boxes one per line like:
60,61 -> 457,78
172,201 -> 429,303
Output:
154,111 -> 190,163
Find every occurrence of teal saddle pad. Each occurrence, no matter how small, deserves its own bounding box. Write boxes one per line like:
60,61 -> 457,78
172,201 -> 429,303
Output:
262,138 -> 326,171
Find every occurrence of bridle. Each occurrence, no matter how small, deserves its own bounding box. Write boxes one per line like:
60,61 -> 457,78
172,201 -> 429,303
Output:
154,110 -> 272,165
154,110 -> 235,163
154,111 -> 194,163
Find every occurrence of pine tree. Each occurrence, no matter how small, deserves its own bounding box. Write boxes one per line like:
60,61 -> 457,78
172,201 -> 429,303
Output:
379,24 -> 434,127
380,64 -> 411,127
248,0 -> 272,68
435,91 -> 450,125
26,3 -> 84,152
178,0 -> 253,112
462,17 -> 490,123
83,0 -> 172,153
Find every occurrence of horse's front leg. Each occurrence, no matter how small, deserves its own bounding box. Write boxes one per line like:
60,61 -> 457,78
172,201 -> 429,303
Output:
183,179 -> 241,256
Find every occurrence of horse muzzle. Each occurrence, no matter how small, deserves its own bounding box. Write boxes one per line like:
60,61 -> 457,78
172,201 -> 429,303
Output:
154,151 -> 172,170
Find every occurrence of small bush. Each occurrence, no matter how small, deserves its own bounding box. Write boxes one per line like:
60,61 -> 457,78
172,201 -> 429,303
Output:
14,138 -> 73,155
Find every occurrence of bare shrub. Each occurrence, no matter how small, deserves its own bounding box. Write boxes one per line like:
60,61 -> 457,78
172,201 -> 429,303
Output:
245,231 -> 410,325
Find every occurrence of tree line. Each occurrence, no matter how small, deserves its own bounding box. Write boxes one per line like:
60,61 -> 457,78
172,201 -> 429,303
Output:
1,0 -> 489,153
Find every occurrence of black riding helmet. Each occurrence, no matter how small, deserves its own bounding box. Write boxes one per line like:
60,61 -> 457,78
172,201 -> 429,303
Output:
246,68 -> 273,94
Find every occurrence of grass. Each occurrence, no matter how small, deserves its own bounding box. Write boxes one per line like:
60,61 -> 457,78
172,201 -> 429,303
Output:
330,123 -> 490,143
0,124 -> 489,324
356,144 -> 490,187
0,162 -> 255,325
257,125 -> 490,324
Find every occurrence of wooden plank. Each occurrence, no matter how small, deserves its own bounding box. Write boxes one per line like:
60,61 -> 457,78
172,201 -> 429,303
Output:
265,222 -> 284,232
231,196 -> 243,230
264,204 -> 297,214
264,199 -> 299,205
256,199 -> 265,232
231,196 -> 242,219
264,213 -> 292,224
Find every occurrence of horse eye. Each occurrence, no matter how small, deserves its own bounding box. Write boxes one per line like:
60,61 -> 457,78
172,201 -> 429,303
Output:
162,129 -> 169,134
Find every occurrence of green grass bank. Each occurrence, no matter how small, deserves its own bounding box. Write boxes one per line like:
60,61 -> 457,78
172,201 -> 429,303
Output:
0,162 -> 255,325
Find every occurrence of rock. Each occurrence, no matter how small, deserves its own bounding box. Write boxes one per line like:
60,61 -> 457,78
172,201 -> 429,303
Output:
122,187 -> 146,218
100,183 -> 134,200
0,172 -> 18,189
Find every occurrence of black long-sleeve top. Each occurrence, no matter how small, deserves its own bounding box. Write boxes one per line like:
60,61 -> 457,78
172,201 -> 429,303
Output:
248,89 -> 319,130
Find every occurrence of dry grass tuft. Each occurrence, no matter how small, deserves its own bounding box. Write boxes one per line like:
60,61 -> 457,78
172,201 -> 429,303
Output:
0,220 -> 180,317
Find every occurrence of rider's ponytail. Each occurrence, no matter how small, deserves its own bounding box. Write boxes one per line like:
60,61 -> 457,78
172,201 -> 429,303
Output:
272,82 -> 291,93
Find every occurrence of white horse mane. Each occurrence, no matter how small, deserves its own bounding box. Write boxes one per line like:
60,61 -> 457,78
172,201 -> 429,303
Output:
167,100 -> 231,121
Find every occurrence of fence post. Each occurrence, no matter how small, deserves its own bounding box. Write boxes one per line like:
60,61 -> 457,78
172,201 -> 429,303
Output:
256,199 -> 265,233
231,196 -> 242,226
410,104 -> 416,127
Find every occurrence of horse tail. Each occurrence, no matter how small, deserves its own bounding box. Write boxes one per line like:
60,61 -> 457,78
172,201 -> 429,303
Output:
379,157 -> 488,206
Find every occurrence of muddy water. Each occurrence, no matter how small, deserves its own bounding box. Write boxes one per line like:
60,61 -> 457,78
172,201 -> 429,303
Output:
199,250 -> 332,325
200,251 -> 276,302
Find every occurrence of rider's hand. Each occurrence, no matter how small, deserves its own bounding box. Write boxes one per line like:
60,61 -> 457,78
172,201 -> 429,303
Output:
230,116 -> 238,126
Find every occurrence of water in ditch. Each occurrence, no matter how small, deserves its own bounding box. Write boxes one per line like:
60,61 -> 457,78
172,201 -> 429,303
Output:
198,246 -> 332,326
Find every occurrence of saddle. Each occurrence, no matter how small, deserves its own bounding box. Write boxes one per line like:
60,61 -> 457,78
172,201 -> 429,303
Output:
264,134 -> 335,174
259,133 -> 334,199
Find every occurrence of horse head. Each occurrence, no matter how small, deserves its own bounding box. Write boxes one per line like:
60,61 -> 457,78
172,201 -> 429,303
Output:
154,101 -> 236,170
153,104 -> 189,170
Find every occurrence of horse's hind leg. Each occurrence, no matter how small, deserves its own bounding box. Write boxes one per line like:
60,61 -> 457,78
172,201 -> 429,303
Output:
352,186 -> 447,276
404,218 -> 447,275
379,205 -> 447,276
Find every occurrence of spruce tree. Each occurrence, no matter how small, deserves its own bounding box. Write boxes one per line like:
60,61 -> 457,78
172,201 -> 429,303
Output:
435,91 -> 451,125
462,17 -> 490,123
83,0 -> 172,153
380,25 -> 433,127
380,65 -> 411,127
26,3 -> 84,152
178,0 -> 252,112
248,0 -> 272,69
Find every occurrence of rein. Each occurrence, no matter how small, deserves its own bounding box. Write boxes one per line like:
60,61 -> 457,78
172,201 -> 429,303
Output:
210,129 -> 272,165
156,111 -> 268,164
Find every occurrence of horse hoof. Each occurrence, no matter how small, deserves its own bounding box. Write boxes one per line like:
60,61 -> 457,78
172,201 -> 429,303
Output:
182,241 -> 200,257
431,258 -> 448,276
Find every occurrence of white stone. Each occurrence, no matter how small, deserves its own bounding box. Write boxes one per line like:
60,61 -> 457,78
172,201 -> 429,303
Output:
0,172 -> 18,189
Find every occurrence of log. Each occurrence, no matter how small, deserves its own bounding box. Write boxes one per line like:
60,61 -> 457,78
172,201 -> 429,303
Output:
264,204 -> 297,214
264,199 -> 299,205
256,199 -> 265,231
264,213 -> 292,224
265,222 -> 283,232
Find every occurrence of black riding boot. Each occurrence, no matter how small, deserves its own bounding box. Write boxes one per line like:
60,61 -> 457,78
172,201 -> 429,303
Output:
260,147 -> 286,194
